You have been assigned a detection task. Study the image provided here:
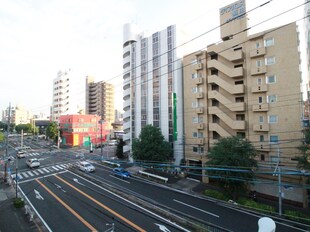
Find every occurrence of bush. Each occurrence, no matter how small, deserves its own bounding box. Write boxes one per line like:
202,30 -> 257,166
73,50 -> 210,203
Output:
13,197 -> 24,208
284,210 -> 310,225
203,189 -> 230,201
237,197 -> 275,214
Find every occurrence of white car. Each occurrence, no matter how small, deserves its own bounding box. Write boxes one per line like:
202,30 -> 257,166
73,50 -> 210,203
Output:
17,150 -> 26,158
78,161 -> 95,172
26,158 -> 40,168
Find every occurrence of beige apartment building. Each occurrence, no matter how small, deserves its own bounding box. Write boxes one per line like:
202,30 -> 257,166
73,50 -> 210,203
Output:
85,76 -> 115,128
183,0 -> 306,205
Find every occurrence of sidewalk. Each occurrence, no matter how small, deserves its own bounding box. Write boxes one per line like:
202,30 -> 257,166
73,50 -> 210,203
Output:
0,181 -> 38,232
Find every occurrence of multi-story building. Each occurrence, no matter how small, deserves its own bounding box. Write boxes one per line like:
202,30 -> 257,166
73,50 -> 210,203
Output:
122,24 -> 184,164
59,114 -> 109,147
51,69 -> 82,122
85,76 -> 115,128
184,0 -> 305,205
2,105 -> 33,125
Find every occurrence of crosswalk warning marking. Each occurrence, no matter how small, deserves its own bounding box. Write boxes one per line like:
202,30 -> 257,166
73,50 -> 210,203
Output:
22,172 -> 29,178
27,171 -> 34,176
43,168 -> 50,173
38,169 -> 45,174
33,170 -> 40,175
52,166 -> 59,171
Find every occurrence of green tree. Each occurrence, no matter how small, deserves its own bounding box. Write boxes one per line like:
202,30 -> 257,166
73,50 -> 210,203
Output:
206,136 -> 257,200
295,129 -> 310,171
15,123 -> 33,134
0,132 -> 5,142
115,139 -> 125,159
46,122 -> 58,141
132,125 -> 172,162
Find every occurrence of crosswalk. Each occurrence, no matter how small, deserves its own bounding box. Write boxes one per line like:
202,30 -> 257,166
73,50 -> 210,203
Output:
11,163 -> 71,181
25,150 -> 58,157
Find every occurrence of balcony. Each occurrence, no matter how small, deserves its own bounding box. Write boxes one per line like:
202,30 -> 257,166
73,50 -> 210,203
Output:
207,60 -> 243,78
193,63 -> 203,70
251,66 -> 267,76
251,84 -> 268,93
253,124 -> 269,132
197,123 -> 204,130
252,103 -> 269,112
195,138 -> 205,145
208,75 -> 244,94
195,107 -> 204,114
250,47 -> 266,58
194,77 -> 203,85
195,92 -> 204,99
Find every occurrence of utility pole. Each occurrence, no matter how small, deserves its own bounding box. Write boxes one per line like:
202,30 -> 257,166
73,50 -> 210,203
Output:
273,144 -> 282,216
4,103 -> 11,183
21,129 -> 23,148
100,119 -> 103,161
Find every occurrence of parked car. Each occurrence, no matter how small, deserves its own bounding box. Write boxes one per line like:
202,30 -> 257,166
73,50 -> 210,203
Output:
26,158 -> 40,168
108,140 -> 118,146
112,167 -> 131,179
17,150 -> 26,158
78,161 -> 95,172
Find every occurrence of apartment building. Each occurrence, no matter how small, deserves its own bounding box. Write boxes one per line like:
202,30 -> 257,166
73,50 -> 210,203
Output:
2,105 -> 33,125
85,76 -> 115,129
122,23 -> 184,164
184,0 -> 305,205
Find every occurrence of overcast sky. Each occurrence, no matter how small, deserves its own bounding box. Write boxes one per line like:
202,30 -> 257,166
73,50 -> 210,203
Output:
0,0 -> 306,115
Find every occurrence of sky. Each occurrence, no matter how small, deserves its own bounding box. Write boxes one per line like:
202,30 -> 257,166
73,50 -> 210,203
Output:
0,0 -> 307,115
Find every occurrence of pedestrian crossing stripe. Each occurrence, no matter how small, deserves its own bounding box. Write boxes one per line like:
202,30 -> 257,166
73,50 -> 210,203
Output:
11,164 -> 71,180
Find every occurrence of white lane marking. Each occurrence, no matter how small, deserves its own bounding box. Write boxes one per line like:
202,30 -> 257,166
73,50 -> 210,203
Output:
55,165 -> 63,169
52,166 -> 59,171
21,172 -> 29,178
17,174 -> 23,180
38,169 -> 45,174
43,168 -> 50,173
173,199 -> 219,218
109,175 -> 131,183
27,171 -> 34,177
32,170 -> 40,175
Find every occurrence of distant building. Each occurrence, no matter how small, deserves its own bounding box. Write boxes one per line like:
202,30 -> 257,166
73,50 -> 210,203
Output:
114,109 -> 123,123
122,23 -> 184,164
2,105 -> 33,125
51,69 -> 83,122
59,114 -> 110,147
85,76 -> 115,128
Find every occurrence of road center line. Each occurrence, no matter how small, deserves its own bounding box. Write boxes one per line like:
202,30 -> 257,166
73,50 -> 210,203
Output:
36,179 -> 97,232
55,175 -> 147,232
173,199 -> 220,218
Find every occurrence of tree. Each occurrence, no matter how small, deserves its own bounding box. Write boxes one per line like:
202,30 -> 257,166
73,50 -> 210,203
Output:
115,139 -> 125,159
46,122 -> 58,141
0,132 -> 5,142
295,129 -> 310,171
15,123 -> 33,134
132,125 -> 172,162
206,136 -> 257,200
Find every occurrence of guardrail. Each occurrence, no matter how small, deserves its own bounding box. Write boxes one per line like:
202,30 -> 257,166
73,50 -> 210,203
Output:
138,170 -> 168,183
102,160 -> 120,167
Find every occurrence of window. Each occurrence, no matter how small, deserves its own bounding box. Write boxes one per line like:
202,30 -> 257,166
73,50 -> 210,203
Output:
257,78 -> 262,85
260,154 -> 265,161
267,95 -> 277,103
255,42 -> 260,48
268,115 -> 278,123
193,132 -> 198,138
265,56 -> 275,66
192,101 -> 198,108
264,38 -> 274,47
258,96 -> 263,103
267,75 -> 276,84
256,60 -> 263,67
259,116 -> 264,123
192,73 -> 197,79
259,135 -> 264,142
193,147 -> 198,152
270,135 -> 279,143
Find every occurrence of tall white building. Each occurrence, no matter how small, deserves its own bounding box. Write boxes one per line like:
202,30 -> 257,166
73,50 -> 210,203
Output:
51,69 -> 82,122
122,24 -> 184,164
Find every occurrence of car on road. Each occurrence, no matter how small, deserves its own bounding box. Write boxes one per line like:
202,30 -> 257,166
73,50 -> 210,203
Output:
78,161 -> 95,172
17,150 -> 26,158
112,167 -> 131,179
26,158 -> 40,168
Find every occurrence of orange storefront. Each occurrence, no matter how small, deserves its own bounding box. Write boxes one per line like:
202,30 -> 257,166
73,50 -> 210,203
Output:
59,114 -> 110,147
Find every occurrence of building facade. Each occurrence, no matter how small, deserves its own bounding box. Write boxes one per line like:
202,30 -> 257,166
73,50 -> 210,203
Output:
2,105 -> 33,125
59,114 -> 109,147
184,0 -> 305,205
85,76 -> 115,128
122,24 -> 184,164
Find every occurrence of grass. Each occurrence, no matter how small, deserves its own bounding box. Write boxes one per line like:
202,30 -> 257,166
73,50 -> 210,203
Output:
284,210 -> 310,225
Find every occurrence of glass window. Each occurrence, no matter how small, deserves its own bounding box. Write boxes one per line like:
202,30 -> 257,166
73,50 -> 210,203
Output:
256,60 -> 262,67
193,147 -> 198,152
270,135 -> 279,143
259,135 -> 264,142
257,78 -> 262,85
192,73 -> 197,79
198,132 -> 203,138
255,42 -> 260,48
192,117 -> 198,123
264,38 -> 274,47
267,75 -> 276,84
193,132 -> 198,138
258,96 -> 263,103
265,56 -> 275,65
268,115 -> 278,123
267,95 -> 277,103
192,101 -> 198,108
192,87 -> 198,93
259,116 -> 264,123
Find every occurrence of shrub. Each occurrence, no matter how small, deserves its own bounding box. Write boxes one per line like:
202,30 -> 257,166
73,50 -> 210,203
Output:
237,197 -> 275,214
203,189 -> 230,201
284,210 -> 310,225
13,197 -> 24,208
